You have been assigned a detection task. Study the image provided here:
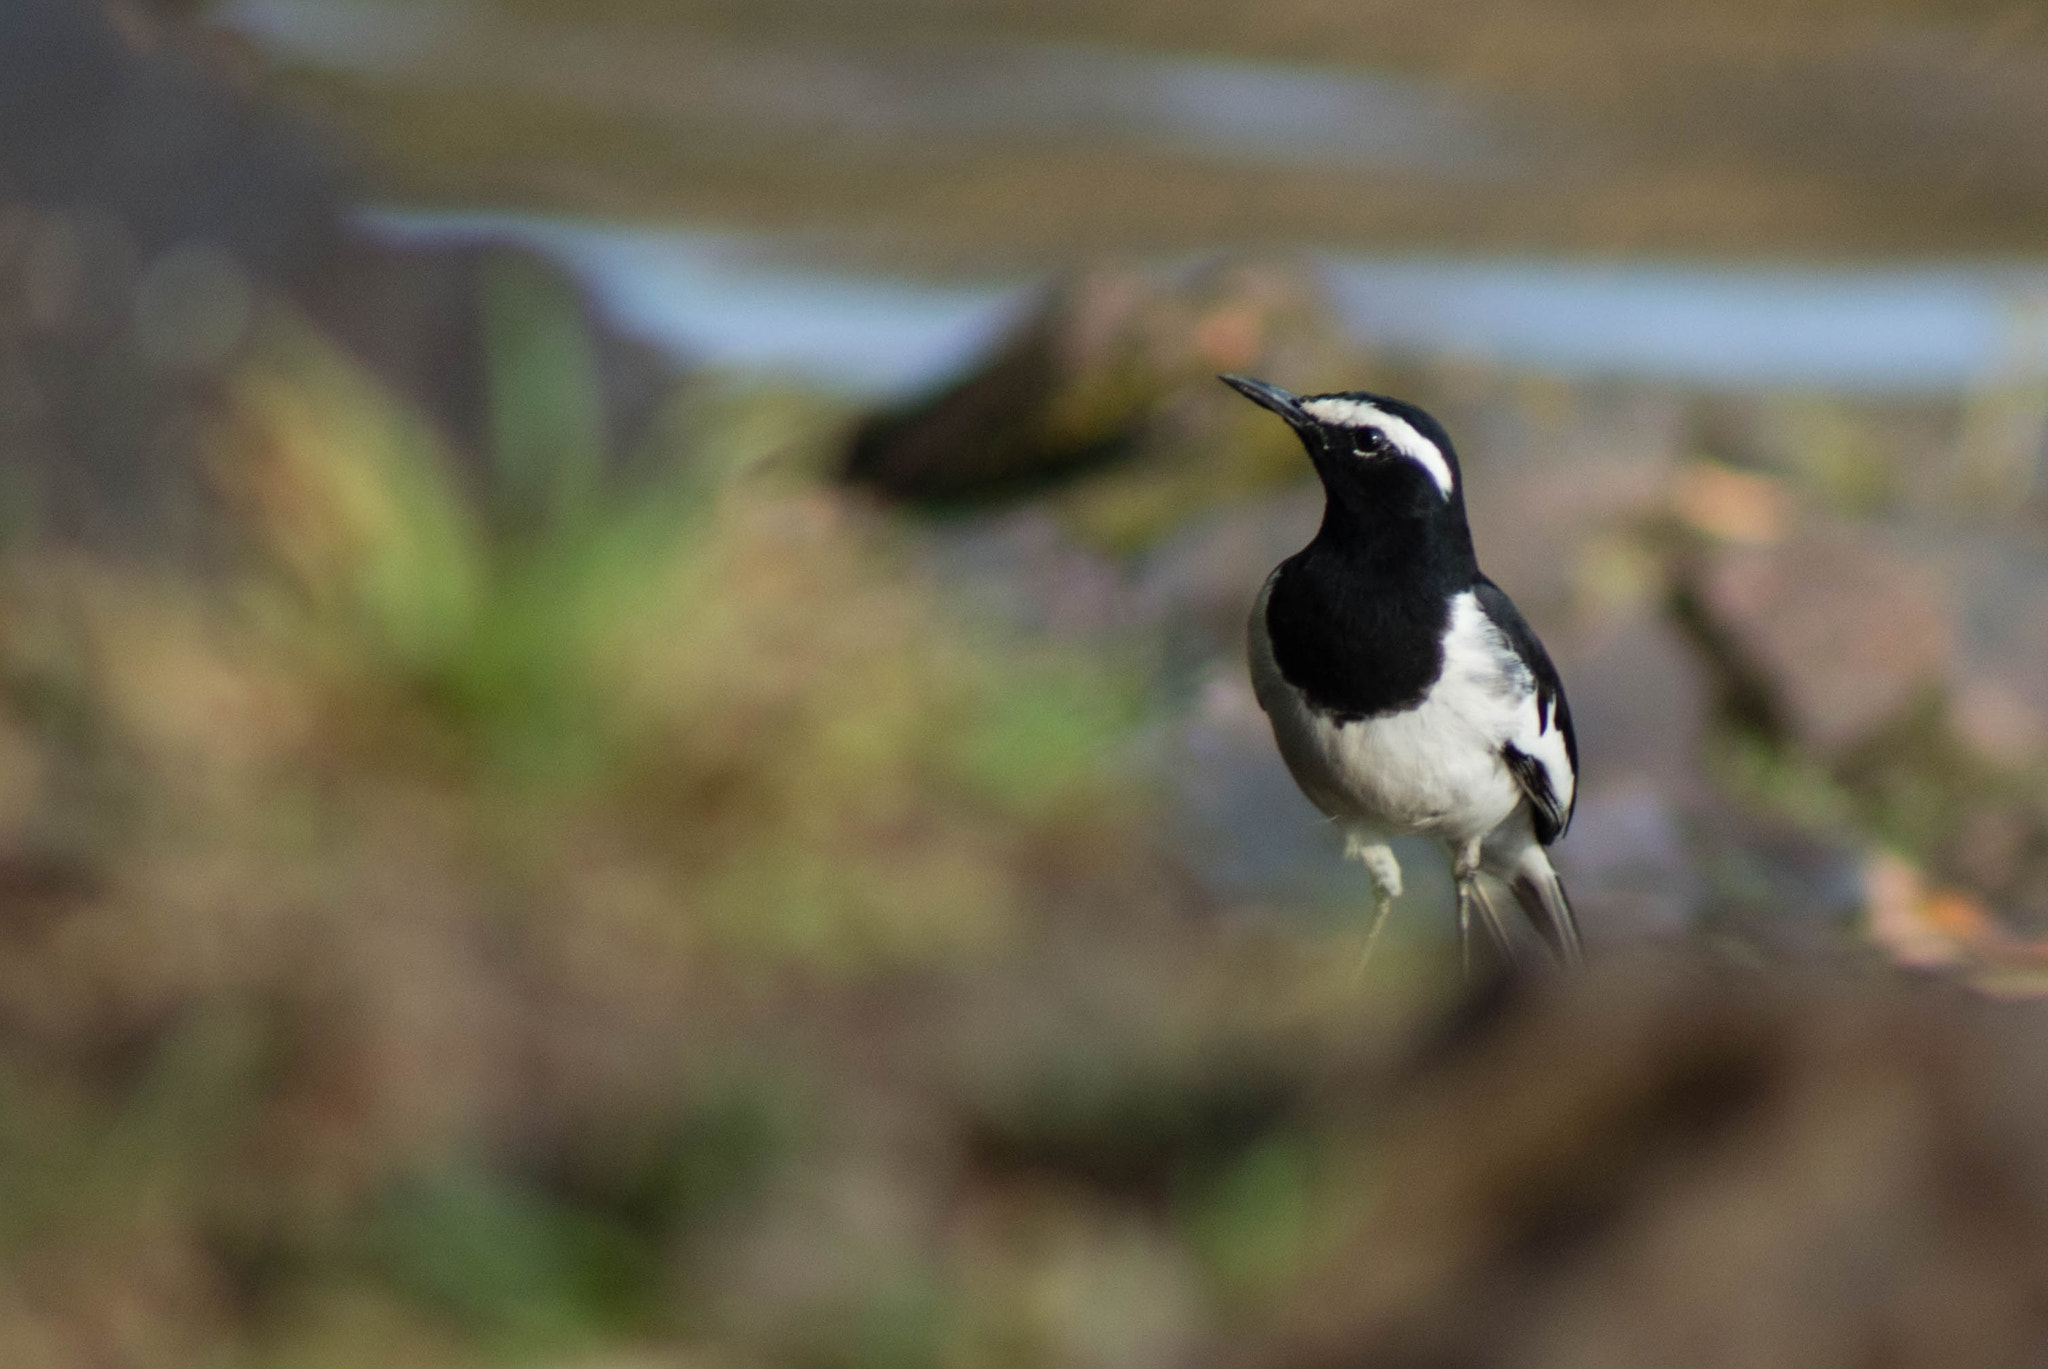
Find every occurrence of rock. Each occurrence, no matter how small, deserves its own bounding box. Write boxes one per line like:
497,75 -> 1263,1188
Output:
1952,677 -> 2048,763
1684,801 -> 1869,948
1675,525 -> 1953,754
0,0 -> 679,553
0,0 -> 343,286
1933,540 -> 2048,771
1552,779 -> 1700,941
309,235 -> 676,499
843,267 -> 1174,503
1669,459 -> 1791,544
844,259 -> 1356,507
1249,956 -> 2048,1369
1663,506 -> 2048,929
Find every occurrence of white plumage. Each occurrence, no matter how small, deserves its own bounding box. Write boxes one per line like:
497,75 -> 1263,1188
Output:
1220,372 -> 1582,966
1250,584 -> 1567,846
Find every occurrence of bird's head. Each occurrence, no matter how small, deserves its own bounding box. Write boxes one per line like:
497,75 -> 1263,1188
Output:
1219,374 -> 1464,523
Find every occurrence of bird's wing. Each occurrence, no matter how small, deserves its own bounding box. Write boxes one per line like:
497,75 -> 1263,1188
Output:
1475,579 -> 1577,843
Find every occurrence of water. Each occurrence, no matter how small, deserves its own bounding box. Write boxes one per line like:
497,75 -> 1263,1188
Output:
363,211 -> 1034,396
1326,260 -> 2048,394
363,210 -> 2048,398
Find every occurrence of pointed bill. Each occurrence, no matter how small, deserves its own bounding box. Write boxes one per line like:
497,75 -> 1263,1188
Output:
1218,374 -> 1307,423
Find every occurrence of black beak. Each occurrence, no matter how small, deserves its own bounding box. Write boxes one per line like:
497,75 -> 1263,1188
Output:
1218,374 -> 1308,424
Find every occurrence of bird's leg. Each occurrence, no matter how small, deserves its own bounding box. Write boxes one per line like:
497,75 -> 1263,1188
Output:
1451,837 -> 1514,978
1345,835 -> 1402,978
1470,878 -> 1514,958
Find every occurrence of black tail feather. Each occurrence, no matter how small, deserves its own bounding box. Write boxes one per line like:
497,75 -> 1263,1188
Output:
1509,853 -> 1583,966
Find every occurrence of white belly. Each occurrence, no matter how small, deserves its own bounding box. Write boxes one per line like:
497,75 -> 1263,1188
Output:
1248,578 -> 1526,845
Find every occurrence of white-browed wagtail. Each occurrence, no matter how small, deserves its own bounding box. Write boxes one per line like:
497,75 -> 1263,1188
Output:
1221,375 -> 1582,967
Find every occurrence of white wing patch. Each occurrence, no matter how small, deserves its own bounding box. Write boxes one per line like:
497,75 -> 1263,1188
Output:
1471,617 -> 1574,831
1508,691 -> 1575,822
1444,593 -> 1574,830
1297,397 -> 1455,499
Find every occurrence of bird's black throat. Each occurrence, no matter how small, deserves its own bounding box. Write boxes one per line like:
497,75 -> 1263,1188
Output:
1264,467 -> 1479,723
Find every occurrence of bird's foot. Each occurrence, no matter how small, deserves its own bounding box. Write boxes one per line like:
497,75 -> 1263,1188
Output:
1452,840 -> 1513,980
1344,839 -> 1402,983
1453,878 -> 1508,980
1352,880 -> 1397,983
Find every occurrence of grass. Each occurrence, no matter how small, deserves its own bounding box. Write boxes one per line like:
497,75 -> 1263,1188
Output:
0,240 -> 1461,1366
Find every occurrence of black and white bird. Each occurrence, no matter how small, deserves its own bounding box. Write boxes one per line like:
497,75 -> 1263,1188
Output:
1221,375 -> 1582,967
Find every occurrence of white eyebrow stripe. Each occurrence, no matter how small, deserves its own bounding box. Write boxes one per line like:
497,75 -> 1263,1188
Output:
1298,398 -> 1455,499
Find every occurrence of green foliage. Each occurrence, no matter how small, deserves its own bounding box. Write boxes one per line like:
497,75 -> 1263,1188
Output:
1707,726 -> 1860,838
369,1165 -> 657,1356
616,1076 -> 802,1236
1179,1133 -> 1320,1298
800,1272 -> 958,1369
952,661 -> 1141,818
0,1003 -> 269,1255
481,254 -> 607,537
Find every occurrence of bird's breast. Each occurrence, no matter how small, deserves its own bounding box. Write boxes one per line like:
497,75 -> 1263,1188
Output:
1249,582 -> 1526,841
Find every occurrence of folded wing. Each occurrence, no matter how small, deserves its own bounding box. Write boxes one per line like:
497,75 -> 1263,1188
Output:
1475,579 -> 1577,844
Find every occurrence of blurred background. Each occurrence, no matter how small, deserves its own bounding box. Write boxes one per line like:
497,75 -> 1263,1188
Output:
8,0 -> 2048,1364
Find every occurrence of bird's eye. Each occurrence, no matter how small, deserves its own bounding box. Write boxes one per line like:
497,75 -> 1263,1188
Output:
1357,430 -> 1388,455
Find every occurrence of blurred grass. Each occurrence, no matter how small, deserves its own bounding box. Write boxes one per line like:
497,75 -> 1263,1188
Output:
0,240 -> 1433,1367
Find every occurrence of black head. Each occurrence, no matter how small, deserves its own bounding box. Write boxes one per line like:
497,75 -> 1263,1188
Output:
1220,374 -> 1475,568
1220,375 -> 1467,514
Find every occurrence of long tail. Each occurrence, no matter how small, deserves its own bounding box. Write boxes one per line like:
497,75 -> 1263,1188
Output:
1506,845 -> 1583,966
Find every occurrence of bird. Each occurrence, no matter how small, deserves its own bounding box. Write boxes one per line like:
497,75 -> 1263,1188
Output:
1220,374 -> 1581,969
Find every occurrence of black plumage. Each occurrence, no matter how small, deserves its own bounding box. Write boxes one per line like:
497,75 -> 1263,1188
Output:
1222,374 -> 1583,966
1260,408 -> 1474,723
